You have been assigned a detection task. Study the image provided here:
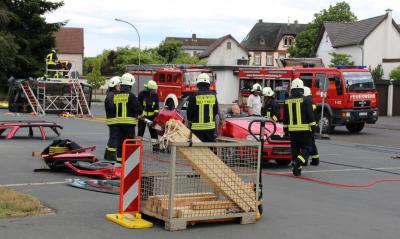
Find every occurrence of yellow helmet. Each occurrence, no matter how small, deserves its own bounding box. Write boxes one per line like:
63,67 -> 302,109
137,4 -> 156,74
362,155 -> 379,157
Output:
291,78 -> 304,89
121,73 -> 135,86
303,86 -> 311,96
262,87 -> 274,97
145,80 -> 158,90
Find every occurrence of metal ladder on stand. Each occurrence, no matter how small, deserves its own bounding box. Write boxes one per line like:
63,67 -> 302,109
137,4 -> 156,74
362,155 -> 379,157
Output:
71,77 -> 92,117
20,82 -> 45,115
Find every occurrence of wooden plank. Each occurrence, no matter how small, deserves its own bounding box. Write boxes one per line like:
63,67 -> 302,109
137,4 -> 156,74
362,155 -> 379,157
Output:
178,209 -> 227,218
191,200 -> 234,210
157,195 -> 218,208
161,206 -> 190,218
163,120 -> 256,212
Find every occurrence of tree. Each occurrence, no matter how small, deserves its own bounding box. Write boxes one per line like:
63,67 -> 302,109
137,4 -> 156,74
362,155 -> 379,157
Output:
369,64 -> 384,82
389,66 -> 400,80
157,40 -> 183,63
328,52 -> 354,67
288,1 -> 357,57
0,0 -> 64,92
86,59 -> 106,98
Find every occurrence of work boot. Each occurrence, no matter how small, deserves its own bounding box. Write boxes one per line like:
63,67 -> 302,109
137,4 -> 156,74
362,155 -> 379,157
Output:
292,165 -> 302,176
310,158 -> 319,166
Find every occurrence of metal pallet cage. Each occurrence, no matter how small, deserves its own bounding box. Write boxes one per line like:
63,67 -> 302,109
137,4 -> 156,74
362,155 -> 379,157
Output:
139,137 -> 261,231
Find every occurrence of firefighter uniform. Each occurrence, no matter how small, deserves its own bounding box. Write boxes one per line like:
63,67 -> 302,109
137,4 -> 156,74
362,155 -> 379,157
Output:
262,87 -> 280,122
283,79 -> 317,176
112,73 -> 142,162
304,87 -> 319,166
187,73 -> 219,142
46,50 -> 58,69
104,76 -> 120,161
138,81 -> 159,139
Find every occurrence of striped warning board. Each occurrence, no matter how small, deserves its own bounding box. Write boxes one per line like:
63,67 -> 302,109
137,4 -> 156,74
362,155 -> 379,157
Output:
119,139 -> 142,214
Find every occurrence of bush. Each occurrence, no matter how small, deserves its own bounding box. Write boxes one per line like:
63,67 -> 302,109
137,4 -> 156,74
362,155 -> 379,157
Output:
389,66 -> 400,80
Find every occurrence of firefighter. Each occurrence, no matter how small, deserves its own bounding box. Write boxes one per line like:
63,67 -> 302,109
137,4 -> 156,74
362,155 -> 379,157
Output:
283,78 -> 317,176
247,83 -> 262,116
261,87 -> 280,122
46,49 -> 58,69
187,73 -> 219,142
303,86 -> 319,166
104,76 -> 121,161
113,73 -> 143,162
138,80 -> 159,141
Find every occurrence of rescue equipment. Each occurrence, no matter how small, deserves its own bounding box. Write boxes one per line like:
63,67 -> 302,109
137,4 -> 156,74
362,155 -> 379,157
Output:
0,120 -> 62,140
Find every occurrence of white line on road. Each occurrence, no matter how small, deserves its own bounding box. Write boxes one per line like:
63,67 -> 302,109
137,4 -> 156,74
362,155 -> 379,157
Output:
0,181 -> 67,187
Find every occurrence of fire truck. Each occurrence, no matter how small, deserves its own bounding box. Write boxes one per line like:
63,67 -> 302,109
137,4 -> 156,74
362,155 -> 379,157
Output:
127,64 -> 215,102
238,66 -> 378,134
294,66 -> 378,134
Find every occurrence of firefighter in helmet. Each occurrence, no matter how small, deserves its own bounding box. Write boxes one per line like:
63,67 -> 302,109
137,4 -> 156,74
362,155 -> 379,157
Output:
283,78 -> 317,176
247,83 -> 262,116
138,80 -> 159,141
113,73 -> 142,162
303,86 -> 319,166
261,87 -> 280,122
104,76 -> 121,161
187,73 -> 219,142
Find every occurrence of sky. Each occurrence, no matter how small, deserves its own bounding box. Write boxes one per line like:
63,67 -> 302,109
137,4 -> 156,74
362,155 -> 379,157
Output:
45,0 -> 400,57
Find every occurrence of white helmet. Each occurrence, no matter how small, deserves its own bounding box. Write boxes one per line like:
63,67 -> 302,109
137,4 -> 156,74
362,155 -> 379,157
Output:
196,73 -> 210,85
303,86 -> 311,96
291,78 -> 304,89
251,83 -> 262,92
262,87 -> 274,97
121,73 -> 135,86
145,80 -> 158,90
108,76 -> 121,88
164,94 -> 178,108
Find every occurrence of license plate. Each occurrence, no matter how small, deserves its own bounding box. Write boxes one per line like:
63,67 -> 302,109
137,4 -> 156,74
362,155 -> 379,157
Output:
359,112 -> 367,116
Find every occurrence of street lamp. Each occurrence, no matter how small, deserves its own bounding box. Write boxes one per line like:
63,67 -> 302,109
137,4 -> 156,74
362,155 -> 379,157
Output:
115,18 -> 141,65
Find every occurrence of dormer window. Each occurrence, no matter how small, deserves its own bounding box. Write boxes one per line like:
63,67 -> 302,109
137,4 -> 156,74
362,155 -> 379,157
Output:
259,38 -> 265,45
283,36 -> 294,47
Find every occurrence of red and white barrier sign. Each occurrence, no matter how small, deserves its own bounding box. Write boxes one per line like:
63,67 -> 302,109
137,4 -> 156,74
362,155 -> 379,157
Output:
119,139 -> 143,214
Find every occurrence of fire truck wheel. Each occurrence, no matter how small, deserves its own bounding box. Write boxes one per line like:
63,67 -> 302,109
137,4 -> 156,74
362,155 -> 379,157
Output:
317,112 -> 333,134
275,160 -> 291,166
345,122 -> 365,133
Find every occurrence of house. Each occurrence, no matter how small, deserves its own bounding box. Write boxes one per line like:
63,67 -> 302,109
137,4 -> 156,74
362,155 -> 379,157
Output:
165,34 -> 216,57
198,34 -> 249,65
196,35 -> 249,105
53,27 -> 84,75
315,9 -> 400,78
241,19 -> 306,67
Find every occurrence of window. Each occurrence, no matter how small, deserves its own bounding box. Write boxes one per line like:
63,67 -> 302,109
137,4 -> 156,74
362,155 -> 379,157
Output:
259,38 -> 265,45
299,73 -> 313,87
315,73 -> 326,88
283,36 -> 294,47
158,73 -> 165,82
173,74 -> 180,83
254,53 -> 261,66
227,42 -> 231,49
167,74 -> 172,83
266,55 -> 274,66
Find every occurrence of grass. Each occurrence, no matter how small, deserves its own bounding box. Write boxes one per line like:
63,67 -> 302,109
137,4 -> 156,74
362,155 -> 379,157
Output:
0,187 -> 52,218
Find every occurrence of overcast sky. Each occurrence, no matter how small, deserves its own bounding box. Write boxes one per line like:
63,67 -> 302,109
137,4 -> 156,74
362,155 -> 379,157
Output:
45,0 -> 400,56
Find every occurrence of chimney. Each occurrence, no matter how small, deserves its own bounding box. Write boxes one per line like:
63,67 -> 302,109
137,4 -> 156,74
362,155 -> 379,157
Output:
192,33 -> 197,41
385,9 -> 392,58
294,20 -> 298,24
258,19 -> 263,23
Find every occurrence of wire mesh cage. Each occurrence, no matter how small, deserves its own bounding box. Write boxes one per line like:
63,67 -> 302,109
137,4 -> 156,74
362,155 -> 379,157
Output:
140,137 -> 261,230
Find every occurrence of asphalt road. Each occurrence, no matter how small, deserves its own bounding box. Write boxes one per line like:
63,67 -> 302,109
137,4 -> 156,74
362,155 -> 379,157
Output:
1,106 -> 400,239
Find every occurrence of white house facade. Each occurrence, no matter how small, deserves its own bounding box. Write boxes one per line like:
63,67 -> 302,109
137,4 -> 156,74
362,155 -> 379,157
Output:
316,10 -> 400,78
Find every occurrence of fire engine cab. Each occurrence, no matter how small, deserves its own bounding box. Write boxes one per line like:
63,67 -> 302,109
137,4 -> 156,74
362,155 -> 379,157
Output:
295,66 -> 378,133
127,65 -> 215,102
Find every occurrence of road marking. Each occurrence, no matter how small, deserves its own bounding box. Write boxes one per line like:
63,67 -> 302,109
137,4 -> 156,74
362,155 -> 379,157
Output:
267,166 -> 400,174
1,181 -> 67,187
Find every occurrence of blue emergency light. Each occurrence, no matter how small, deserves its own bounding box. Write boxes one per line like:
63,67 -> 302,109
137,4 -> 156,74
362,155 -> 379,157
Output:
335,66 -> 366,69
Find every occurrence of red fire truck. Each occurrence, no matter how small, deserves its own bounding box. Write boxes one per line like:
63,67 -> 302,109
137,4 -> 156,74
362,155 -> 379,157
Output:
127,65 -> 215,102
294,66 -> 378,133
238,66 -> 378,134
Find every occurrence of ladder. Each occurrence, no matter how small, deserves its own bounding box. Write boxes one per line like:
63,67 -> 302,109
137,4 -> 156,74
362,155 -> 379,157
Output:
20,82 -> 45,115
71,78 -> 92,117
